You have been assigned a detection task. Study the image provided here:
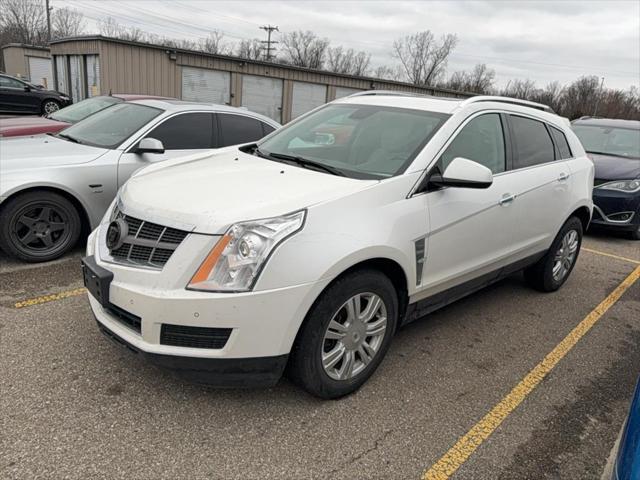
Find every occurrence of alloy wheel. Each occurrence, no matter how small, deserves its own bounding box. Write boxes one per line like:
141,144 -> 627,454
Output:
44,101 -> 60,114
552,229 -> 579,281
321,292 -> 388,381
10,203 -> 71,256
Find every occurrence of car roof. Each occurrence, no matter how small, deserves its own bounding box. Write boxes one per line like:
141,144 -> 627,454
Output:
572,117 -> 640,129
128,99 -> 281,126
112,93 -> 175,101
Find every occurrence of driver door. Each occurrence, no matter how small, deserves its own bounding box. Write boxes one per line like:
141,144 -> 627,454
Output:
117,112 -> 215,188
419,112 -> 518,295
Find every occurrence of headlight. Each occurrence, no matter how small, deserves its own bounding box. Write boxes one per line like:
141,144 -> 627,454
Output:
596,179 -> 640,193
188,211 -> 306,292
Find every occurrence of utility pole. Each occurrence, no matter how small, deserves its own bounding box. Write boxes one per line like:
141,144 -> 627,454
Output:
593,76 -> 605,117
259,25 -> 279,62
45,0 -> 52,42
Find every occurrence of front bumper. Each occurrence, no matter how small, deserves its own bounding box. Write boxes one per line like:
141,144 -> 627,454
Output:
591,189 -> 640,232
85,228 -> 330,386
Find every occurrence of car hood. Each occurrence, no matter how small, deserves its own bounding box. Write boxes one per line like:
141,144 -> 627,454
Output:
0,134 -> 108,170
0,116 -> 69,137
589,153 -> 640,181
120,149 -> 377,234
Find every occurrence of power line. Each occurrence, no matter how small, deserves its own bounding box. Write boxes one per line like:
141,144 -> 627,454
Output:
259,25 -> 278,61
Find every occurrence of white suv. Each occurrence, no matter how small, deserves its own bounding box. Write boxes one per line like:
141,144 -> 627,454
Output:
83,93 -> 593,399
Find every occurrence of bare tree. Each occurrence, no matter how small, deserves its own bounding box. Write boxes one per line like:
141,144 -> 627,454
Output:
372,65 -> 405,82
52,7 -> 85,40
198,30 -> 230,55
99,16 -> 144,42
529,81 -> 564,112
559,75 -> 601,119
326,46 -> 371,76
0,0 -> 48,45
444,63 -> 495,93
99,17 -> 120,38
279,30 -> 329,69
236,38 -> 263,60
393,31 -> 458,86
500,78 -> 538,99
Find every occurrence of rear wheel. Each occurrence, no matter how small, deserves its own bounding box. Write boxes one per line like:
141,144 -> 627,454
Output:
0,191 -> 81,262
288,269 -> 398,399
42,99 -> 60,115
524,216 -> 583,292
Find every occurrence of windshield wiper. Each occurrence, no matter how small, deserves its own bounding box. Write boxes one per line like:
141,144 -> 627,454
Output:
57,133 -> 82,144
264,151 -> 345,176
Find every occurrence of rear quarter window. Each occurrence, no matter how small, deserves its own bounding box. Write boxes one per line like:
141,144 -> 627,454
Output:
550,126 -> 572,159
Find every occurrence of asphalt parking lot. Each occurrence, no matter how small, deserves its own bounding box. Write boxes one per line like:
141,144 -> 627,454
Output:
1,232 -> 639,480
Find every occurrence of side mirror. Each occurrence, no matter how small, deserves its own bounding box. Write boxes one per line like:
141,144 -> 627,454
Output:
23,85 -> 31,92
429,157 -> 493,189
136,137 -> 165,155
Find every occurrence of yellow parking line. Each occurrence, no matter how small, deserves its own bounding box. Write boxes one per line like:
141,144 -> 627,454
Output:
14,287 -> 86,309
582,247 -> 640,265
422,264 -> 640,480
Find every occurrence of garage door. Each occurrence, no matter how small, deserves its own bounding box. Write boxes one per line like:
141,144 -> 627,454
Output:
86,55 -> 100,97
335,87 -> 363,99
241,75 -> 283,122
28,57 -> 53,90
69,55 -> 83,102
182,67 -> 230,105
291,82 -> 326,120
54,56 -> 68,94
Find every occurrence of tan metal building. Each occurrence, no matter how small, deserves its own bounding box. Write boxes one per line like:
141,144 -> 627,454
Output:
50,35 -> 471,122
1,44 -> 53,89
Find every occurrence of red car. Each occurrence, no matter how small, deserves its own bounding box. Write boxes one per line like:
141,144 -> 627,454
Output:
0,94 -> 172,138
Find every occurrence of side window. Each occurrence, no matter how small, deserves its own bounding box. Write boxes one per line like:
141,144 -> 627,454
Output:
550,126 -> 572,159
0,76 -> 24,89
145,113 -> 213,150
510,115 -> 555,168
218,114 -> 265,147
262,122 -> 276,136
439,113 -> 506,174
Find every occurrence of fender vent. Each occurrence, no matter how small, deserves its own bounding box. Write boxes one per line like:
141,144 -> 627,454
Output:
415,238 -> 426,286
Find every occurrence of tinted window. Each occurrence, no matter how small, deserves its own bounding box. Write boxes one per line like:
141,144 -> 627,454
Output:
550,127 -> 572,159
61,103 -> 162,149
439,113 -> 506,174
218,114 -> 265,147
0,76 -> 24,88
510,115 -> 555,168
146,113 -> 213,150
262,123 -> 276,136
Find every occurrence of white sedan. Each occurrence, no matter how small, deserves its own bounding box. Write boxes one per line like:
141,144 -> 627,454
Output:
0,99 -> 280,262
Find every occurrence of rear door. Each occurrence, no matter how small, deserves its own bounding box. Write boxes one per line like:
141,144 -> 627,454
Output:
216,113 -> 274,147
420,112 -> 518,294
503,114 -> 571,257
0,76 -> 37,112
116,112 -> 215,188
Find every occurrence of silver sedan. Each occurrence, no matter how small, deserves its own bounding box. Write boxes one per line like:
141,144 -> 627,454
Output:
0,99 -> 280,262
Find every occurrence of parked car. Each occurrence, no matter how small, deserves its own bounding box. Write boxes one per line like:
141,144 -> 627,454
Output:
604,378 -> 640,480
572,117 -> 640,240
81,93 -> 593,399
0,99 -> 280,262
0,73 -> 71,114
0,94 -> 173,138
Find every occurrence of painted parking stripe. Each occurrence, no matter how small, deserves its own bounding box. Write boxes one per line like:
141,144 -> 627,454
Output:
422,264 -> 640,480
14,287 -> 86,309
582,247 -> 640,265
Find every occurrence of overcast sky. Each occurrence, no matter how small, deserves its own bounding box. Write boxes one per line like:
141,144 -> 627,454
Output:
55,0 -> 640,90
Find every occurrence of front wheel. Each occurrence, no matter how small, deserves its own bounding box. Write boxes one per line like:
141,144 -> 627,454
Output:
288,269 -> 398,399
524,216 -> 583,292
42,99 -> 60,115
0,191 -> 81,262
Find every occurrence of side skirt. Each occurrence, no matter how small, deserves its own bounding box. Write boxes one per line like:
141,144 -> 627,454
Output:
402,251 -> 546,326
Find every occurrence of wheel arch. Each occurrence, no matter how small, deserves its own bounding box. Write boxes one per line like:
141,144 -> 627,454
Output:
0,185 -> 92,237
569,205 -> 592,232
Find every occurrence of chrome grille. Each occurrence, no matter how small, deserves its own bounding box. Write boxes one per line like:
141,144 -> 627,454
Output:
108,208 -> 189,268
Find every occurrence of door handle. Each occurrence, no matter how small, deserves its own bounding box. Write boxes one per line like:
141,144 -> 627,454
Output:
558,172 -> 569,181
499,193 -> 515,205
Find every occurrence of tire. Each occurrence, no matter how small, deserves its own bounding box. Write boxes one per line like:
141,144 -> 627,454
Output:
0,191 -> 81,262
288,269 -> 398,399
524,216 -> 583,292
42,99 -> 60,115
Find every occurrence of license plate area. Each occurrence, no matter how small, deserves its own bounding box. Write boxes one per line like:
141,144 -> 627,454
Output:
81,256 -> 113,308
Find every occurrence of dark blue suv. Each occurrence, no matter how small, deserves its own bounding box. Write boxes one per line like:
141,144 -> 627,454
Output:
572,118 -> 640,240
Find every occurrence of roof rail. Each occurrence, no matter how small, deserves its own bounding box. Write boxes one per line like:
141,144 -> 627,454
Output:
461,96 -> 554,113
346,90 -> 432,99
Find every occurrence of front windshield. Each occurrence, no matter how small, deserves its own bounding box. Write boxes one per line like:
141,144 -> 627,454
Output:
59,103 -> 162,149
573,124 -> 640,159
49,96 -> 121,124
257,104 -> 450,179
